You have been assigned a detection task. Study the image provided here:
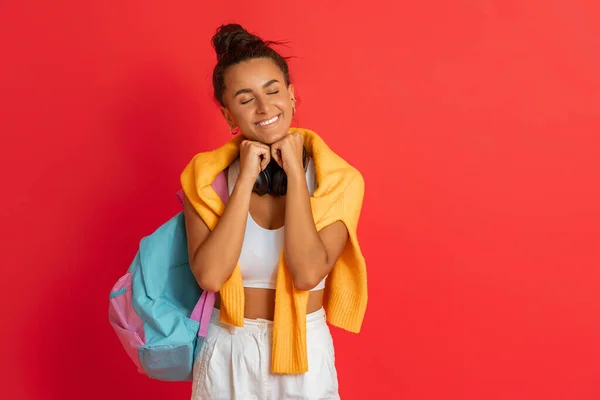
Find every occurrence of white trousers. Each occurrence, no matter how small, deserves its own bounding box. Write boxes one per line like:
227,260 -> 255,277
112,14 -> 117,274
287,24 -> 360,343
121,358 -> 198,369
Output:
191,307 -> 339,400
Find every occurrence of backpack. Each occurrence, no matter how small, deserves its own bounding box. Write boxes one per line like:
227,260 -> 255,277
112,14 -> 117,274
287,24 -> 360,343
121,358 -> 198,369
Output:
108,171 -> 228,381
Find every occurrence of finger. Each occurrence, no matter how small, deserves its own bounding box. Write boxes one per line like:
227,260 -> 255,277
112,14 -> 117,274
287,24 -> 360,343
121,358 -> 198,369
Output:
271,144 -> 283,167
259,147 -> 270,170
251,142 -> 269,154
254,144 -> 270,170
253,144 -> 268,157
260,152 -> 270,171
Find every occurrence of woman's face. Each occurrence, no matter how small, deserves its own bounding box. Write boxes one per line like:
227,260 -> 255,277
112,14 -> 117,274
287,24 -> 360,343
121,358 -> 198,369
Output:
220,58 -> 295,145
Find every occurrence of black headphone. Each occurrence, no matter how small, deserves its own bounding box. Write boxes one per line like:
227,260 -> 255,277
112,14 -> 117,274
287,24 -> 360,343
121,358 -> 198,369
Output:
253,147 -> 308,196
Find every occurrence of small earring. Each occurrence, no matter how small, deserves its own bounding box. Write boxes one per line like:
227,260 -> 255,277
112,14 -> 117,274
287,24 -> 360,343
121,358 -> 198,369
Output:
230,126 -> 239,135
292,107 -> 296,116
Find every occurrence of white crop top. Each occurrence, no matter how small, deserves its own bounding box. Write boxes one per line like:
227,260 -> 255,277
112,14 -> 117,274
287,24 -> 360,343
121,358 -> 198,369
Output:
227,157 -> 327,291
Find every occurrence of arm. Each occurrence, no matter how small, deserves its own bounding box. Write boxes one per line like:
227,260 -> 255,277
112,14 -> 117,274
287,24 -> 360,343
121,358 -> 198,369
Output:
283,169 -> 349,290
182,176 -> 255,292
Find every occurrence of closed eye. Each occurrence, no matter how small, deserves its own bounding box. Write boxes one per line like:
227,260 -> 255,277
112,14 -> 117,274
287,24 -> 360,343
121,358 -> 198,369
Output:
241,90 -> 278,104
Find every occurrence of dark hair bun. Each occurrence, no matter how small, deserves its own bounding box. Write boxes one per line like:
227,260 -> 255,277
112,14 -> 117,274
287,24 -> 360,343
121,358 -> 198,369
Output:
212,24 -> 265,60
210,24 -> 291,106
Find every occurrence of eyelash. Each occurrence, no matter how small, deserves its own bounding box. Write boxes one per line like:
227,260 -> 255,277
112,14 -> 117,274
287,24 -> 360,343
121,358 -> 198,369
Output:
240,90 -> 280,105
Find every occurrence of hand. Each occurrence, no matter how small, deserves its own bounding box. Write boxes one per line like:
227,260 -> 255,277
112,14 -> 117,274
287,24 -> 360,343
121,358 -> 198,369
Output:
238,140 -> 270,183
270,132 -> 305,177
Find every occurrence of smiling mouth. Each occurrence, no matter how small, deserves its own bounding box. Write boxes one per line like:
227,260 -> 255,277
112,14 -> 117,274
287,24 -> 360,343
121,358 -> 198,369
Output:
255,114 -> 280,127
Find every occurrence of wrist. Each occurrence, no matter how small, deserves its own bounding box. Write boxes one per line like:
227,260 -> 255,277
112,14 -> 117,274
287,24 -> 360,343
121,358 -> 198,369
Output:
286,169 -> 308,191
235,173 -> 257,191
284,163 -> 305,181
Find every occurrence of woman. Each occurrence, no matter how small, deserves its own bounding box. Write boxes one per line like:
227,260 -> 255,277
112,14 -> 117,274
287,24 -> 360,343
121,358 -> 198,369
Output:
180,23 -> 367,399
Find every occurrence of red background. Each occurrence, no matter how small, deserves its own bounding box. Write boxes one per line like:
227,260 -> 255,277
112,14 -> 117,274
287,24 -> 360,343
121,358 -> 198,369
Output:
1,1 -> 599,399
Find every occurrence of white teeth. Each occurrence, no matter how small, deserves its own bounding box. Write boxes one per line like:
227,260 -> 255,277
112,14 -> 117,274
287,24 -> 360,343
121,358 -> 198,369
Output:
257,115 -> 279,126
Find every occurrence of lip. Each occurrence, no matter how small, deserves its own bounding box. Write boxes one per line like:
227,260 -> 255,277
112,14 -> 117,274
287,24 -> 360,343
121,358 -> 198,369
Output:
254,113 -> 281,127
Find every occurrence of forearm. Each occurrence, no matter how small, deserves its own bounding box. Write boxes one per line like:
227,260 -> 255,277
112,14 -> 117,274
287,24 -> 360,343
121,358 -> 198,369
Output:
191,178 -> 254,291
284,172 -> 328,290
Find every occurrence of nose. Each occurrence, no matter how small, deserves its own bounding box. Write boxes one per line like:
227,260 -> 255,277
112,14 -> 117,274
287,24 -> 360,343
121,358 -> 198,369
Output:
255,95 -> 271,114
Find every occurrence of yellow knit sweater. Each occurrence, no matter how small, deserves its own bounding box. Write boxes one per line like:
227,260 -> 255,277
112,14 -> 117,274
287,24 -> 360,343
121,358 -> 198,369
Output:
180,128 -> 367,374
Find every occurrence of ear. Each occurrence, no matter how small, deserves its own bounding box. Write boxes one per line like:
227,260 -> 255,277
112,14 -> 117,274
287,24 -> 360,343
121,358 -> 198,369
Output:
220,106 -> 236,128
288,84 -> 295,103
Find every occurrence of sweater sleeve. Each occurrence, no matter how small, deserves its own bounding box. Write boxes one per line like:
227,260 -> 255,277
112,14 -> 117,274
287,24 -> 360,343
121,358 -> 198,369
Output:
316,170 -> 365,232
322,171 -> 368,333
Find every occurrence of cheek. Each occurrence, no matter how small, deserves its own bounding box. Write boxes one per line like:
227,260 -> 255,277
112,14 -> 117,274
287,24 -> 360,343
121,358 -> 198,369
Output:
276,98 -> 293,113
233,108 -> 254,126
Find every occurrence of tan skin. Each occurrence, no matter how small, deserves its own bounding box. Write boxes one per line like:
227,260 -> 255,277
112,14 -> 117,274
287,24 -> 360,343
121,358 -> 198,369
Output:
183,58 -> 349,320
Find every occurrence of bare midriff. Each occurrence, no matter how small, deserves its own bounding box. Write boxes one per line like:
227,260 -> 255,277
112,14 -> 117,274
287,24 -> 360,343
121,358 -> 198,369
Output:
214,288 -> 324,321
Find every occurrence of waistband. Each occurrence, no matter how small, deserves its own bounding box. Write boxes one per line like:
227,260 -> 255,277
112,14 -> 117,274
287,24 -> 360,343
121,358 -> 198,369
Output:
209,307 -> 326,332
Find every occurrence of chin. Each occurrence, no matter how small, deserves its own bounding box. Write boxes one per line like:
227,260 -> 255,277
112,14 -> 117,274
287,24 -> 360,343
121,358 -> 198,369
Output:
262,130 -> 289,145
254,126 -> 291,145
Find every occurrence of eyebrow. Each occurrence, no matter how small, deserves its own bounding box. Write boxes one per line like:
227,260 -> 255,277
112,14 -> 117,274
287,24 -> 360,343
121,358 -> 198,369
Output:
234,79 -> 280,97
